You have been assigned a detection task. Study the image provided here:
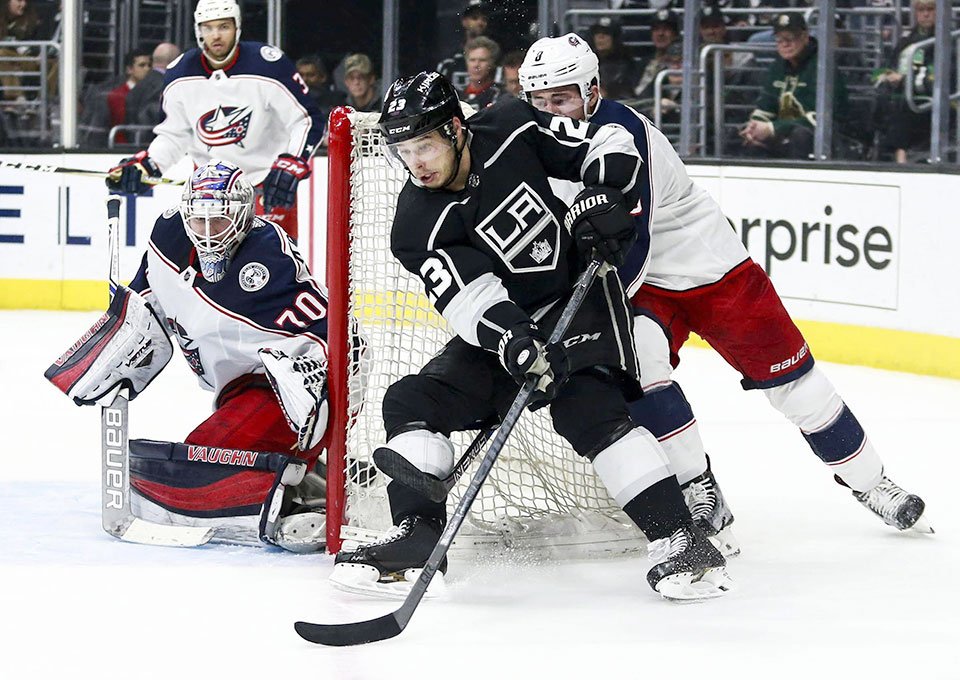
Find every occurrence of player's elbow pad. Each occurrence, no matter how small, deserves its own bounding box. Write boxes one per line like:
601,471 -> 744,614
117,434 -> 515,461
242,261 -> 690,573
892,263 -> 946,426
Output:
44,286 -> 173,406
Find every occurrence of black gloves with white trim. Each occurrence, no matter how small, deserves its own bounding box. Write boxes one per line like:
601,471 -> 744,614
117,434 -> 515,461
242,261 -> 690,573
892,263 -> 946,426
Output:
564,185 -> 637,267
497,320 -> 569,405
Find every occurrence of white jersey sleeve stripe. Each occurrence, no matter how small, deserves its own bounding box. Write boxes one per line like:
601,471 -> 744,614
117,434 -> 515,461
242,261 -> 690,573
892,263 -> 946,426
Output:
442,272 -> 513,347
483,121 -> 537,169
194,287 -> 329,350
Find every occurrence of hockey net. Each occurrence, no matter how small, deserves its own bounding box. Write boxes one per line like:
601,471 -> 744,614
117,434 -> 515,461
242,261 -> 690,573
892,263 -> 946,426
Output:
324,107 -> 645,559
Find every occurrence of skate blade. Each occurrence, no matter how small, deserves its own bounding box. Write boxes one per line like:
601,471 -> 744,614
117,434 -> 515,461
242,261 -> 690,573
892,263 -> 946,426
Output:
657,567 -> 733,602
709,526 -> 741,558
908,513 -> 935,535
328,562 -> 447,600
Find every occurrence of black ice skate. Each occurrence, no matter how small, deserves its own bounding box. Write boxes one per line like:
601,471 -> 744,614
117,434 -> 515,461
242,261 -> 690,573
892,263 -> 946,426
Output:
851,475 -> 934,534
646,523 -> 732,601
329,515 -> 448,598
681,464 -> 740,557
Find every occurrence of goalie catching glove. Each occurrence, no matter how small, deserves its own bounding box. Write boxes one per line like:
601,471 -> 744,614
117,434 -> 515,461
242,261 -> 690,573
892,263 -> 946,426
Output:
497,321 -> 569,406
259,348 -> 329,451
44,285 -> 172,405
564,185 -> 637,267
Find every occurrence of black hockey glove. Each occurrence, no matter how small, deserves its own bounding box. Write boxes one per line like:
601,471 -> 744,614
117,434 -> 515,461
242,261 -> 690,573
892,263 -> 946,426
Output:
497,321 -> 569,405
564,185 -> 637,268
262,154 -> 312,211
106,150 -> 161,195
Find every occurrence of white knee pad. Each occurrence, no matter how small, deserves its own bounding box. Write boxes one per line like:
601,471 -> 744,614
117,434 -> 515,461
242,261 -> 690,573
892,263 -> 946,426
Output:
592,428 -> 672,508
763,366 -> 844,433
633,315 -> 673,390
386,429 -> 456,479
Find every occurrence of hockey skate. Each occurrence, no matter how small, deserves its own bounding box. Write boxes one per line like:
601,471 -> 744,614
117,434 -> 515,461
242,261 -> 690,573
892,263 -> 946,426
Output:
274,508 -> 326,553
681,466 -> 740,558
329,515 -> 448,599
850,474 -> 934,534
646,523 -> 732,601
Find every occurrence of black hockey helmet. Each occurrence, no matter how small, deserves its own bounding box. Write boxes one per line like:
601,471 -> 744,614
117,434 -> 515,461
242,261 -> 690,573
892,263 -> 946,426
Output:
378,71 -> 464,146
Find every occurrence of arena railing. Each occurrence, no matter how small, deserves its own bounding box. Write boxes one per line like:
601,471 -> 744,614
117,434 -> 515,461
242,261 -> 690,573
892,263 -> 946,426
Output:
561,0 -> 958,164
0,40 -> 60,147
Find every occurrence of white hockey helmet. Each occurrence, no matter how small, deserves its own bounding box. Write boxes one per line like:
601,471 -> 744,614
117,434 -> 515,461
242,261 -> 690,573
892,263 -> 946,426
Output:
194,0 -> 242,61
518,33 -> 600,119
179,160 -> 255,284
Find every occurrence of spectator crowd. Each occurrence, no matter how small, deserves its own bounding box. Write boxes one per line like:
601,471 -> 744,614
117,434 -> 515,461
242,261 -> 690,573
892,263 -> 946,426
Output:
0,0 -> 954,165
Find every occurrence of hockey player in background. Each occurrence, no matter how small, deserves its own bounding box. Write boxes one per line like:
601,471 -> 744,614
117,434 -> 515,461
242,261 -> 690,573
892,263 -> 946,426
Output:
105,0 -> 324,240
332,71 -> 733,601
518,35 -> 932,545
47,161 -> 341,551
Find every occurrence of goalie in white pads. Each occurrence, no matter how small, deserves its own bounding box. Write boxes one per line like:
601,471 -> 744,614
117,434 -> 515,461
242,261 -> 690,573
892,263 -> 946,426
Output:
331,71 -> 732,601
46,160 -> 354,551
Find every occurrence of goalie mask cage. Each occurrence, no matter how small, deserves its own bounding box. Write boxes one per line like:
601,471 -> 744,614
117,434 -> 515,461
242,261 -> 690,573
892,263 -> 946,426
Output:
324,106 -> 646,558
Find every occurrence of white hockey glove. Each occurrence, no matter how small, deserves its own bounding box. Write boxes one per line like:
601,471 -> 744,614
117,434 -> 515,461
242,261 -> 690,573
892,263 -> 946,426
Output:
259,348 -> 329,451
44,285 -> 173,405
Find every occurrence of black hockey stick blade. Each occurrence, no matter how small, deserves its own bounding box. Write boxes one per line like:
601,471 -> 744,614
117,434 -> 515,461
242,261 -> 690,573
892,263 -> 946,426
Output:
295,613 -> 403,646
294,259 -> 604,647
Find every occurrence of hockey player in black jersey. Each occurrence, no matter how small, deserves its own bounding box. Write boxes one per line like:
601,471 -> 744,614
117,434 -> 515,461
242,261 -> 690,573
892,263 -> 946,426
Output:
331,71 -> 732,601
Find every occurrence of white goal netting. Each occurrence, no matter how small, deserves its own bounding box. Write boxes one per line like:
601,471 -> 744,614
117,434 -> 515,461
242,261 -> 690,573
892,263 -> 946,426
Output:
327,109 -> 645,559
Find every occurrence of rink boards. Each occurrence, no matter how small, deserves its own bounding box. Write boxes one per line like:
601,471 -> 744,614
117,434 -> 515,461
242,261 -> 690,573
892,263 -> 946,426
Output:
0,153 -> 957,379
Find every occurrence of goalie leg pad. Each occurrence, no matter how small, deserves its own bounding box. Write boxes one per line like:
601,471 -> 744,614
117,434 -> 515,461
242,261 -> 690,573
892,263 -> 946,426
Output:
131,385 -> 320,550
45,285 -> 172,405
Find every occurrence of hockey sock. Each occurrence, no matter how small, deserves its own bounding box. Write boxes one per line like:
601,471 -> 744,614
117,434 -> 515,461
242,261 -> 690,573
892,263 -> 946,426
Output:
622,478 -> 690,541
590,427 -> 688,539
387,480 -> 446,526
802,404 -> 883,492
628,382 -> 708,485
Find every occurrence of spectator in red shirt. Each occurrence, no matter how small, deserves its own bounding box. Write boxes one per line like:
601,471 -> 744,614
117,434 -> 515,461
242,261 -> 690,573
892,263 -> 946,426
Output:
108,48 -> 152,144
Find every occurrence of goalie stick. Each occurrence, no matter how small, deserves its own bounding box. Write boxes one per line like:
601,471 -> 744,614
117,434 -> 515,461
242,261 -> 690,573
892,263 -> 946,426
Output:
372,421 -> 496,503
294,258 -> 606,646
100,196 -> 214,547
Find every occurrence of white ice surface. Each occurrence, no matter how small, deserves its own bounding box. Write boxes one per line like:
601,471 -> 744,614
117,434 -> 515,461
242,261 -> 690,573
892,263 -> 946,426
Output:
3,310 -> 958,679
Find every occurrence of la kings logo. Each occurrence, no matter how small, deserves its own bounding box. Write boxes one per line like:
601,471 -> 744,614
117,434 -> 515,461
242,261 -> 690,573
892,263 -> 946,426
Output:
475,182 -> 559,273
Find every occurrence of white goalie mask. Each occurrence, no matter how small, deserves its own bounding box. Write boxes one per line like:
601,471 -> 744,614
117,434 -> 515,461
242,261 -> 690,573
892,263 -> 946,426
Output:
179,160 -> 255,284
194,0 -> 242,62
518,33 -> 600,120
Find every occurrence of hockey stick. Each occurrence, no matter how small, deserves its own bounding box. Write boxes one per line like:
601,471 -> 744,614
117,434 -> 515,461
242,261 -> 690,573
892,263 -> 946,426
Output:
294,257 -> 605,646
100,196 -> 214,547
373,420 -> 497,503
0,159 -> 183,186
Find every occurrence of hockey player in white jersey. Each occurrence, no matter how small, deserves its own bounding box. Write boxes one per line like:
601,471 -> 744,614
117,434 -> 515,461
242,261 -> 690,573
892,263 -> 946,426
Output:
47,161 -> 349,551
518,35 -> 932,542
106,0 -> 324,240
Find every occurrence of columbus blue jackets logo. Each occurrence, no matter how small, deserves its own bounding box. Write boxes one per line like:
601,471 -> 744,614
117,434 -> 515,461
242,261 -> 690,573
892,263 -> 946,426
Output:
196,105 -> 252,147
